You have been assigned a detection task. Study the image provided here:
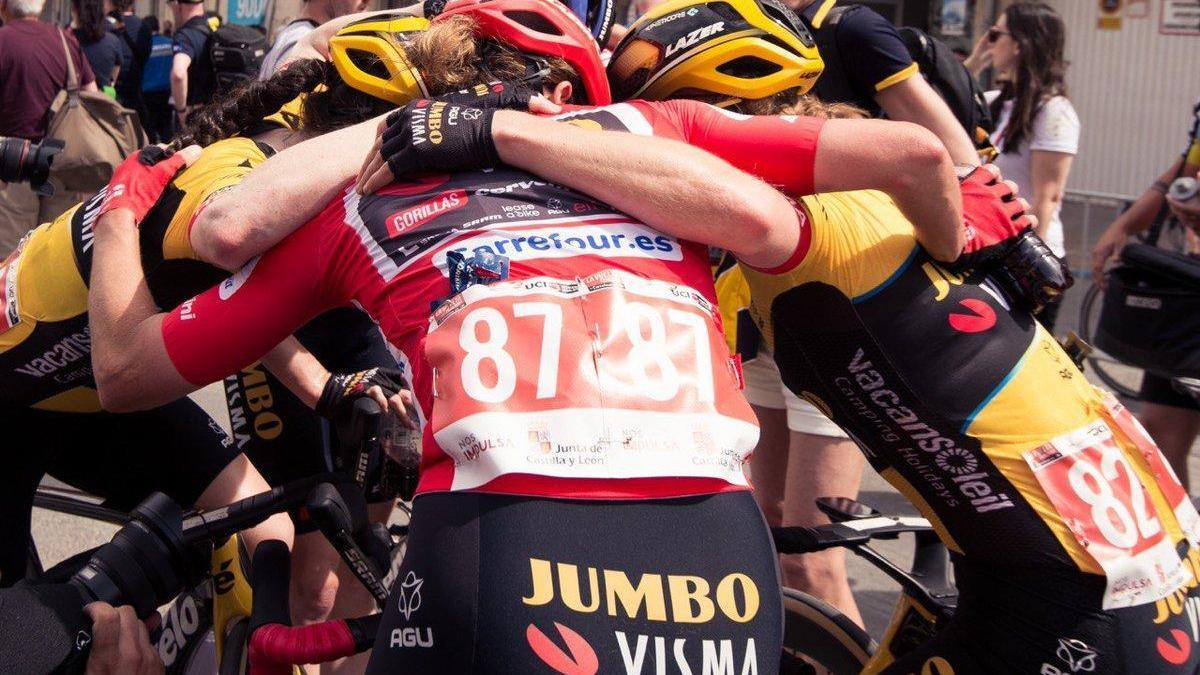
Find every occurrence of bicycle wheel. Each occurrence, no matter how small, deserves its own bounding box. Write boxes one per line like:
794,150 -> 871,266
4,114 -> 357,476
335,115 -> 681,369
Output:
780,587 -> 875,675
1078,283 -> 1142,399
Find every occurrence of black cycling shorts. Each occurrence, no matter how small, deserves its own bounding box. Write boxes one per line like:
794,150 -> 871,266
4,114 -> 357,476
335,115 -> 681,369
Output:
1140,371 -> 1200,411
0,398 -> 241,585
883,550 -> 1200,675
366,490 -> 782,674
225,307 -> 400,529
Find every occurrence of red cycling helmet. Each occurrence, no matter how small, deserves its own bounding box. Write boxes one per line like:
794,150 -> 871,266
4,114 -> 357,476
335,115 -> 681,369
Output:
436,0 -> 612,105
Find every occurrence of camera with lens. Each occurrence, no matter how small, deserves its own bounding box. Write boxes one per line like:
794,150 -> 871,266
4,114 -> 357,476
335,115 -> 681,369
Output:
0,136 -> 65,196
69,493 -> 206,620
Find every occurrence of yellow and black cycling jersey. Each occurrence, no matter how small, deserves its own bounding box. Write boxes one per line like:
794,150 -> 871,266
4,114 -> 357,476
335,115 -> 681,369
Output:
0,137 -> 274,412
742,189 -> 1200,662
747,189 -> 1193,567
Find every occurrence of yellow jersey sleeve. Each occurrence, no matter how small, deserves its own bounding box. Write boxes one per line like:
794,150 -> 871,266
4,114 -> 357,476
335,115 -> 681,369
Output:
153,137 -> 273,261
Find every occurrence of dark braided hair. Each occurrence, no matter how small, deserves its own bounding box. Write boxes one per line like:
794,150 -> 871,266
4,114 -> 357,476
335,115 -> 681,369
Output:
172,59 -> 331,149
301,76 -> 397,136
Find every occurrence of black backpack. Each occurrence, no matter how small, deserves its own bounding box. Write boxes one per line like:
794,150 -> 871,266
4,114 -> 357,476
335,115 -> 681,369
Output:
816,6 -> 994,148
207,23 -> 268,93
896,26 -> 995,146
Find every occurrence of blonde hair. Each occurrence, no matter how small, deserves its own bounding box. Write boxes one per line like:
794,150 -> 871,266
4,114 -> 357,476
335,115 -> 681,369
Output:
404,16 -> 582,99
740,89 -> 868,119
674,87 -> 867,119
182,16 -> 586,144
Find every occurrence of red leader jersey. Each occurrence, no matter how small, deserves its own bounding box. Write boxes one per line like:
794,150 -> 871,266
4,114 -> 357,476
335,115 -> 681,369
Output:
161,100 -> 824,500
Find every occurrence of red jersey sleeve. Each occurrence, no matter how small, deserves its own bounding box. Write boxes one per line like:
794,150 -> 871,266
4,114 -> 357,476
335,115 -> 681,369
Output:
633,99 -> 825,196
161,212 -> 343,385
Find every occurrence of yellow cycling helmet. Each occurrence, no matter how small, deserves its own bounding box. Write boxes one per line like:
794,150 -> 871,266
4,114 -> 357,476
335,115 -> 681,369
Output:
608,0 -> 823,105
329,14 -> 431,106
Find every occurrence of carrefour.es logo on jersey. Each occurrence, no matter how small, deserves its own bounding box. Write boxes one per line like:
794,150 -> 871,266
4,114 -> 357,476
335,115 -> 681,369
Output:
432,223 -> 682,277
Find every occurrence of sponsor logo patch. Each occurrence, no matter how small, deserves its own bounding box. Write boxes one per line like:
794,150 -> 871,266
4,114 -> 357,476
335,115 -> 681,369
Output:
219,256 -> 260,300
432,224 -> 682,274
387,190 -> 469,236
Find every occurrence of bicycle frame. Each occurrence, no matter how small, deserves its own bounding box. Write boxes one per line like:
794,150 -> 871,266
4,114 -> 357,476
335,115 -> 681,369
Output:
774,505 -> 959,672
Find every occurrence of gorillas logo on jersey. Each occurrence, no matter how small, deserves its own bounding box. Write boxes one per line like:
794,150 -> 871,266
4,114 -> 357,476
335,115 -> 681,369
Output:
387,190 -> 469,236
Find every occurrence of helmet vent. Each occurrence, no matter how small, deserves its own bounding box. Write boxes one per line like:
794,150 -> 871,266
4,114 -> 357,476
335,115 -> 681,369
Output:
758,0 -> 813,45
347,49 -> 392,80
707,2 -> 742,22
716,55 -> 781,78
504,10 -> 565,35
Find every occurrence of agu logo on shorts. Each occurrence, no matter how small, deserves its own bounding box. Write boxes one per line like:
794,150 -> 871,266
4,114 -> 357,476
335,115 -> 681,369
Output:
389,572 -> 434,649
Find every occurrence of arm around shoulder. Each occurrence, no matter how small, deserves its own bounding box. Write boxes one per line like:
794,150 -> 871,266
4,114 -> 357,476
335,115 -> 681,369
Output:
815,118 -> 964,261
190,116 -> 384,270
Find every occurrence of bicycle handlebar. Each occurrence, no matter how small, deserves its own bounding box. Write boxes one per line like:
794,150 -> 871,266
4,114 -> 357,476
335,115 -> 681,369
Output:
772,515 -> 934,555
246,540 -> 379,674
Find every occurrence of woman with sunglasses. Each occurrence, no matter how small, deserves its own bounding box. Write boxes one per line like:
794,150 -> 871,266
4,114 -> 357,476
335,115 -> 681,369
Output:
969,1 -> 1077,332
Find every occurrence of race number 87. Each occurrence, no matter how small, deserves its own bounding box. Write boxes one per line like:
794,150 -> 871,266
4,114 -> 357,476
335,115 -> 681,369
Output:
456,299 -> 716,405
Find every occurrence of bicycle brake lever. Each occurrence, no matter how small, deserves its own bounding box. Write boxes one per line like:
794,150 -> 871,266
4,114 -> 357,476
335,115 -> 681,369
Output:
306,484 -> 389,605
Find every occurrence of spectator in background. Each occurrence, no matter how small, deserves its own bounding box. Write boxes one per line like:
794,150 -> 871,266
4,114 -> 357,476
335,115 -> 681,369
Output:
141,14 -> 174,141
0,0 -> 98,252
793,0 -> 980,166
107,0 -> 153,127
972,1 -> 1077,332
169,0 -> 214,130
258,0 -> 360,80
73,0 -> 123,92
1092,98 -> 1200,488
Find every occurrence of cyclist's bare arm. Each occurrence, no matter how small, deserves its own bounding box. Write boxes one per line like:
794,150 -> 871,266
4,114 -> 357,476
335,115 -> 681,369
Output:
490,111 -> 801,270
491,104 -> 963,264
261,337 -> 329,408
91,202 -> 337,411
283,4 -> 425,65
874,75 -> 980,167
645,100 -> 962,260
813,118 -> 962,261
190,115 -> 385,270
89,209 -> 194,411
1092,157 -> 1184,280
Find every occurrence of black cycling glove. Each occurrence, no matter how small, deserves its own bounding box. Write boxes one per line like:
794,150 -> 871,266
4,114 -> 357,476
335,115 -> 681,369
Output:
422,0 -> 448,17
439,81 -> 540,110
315,367 -> 409,420
380,99 -> 501,177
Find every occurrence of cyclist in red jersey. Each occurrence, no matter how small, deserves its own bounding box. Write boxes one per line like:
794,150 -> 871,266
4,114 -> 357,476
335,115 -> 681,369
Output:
84,2 -> 1026,671
92,106 -> 799,675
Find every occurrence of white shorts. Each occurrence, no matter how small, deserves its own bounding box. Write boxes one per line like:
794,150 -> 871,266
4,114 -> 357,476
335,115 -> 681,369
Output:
742,352 -> 848,438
